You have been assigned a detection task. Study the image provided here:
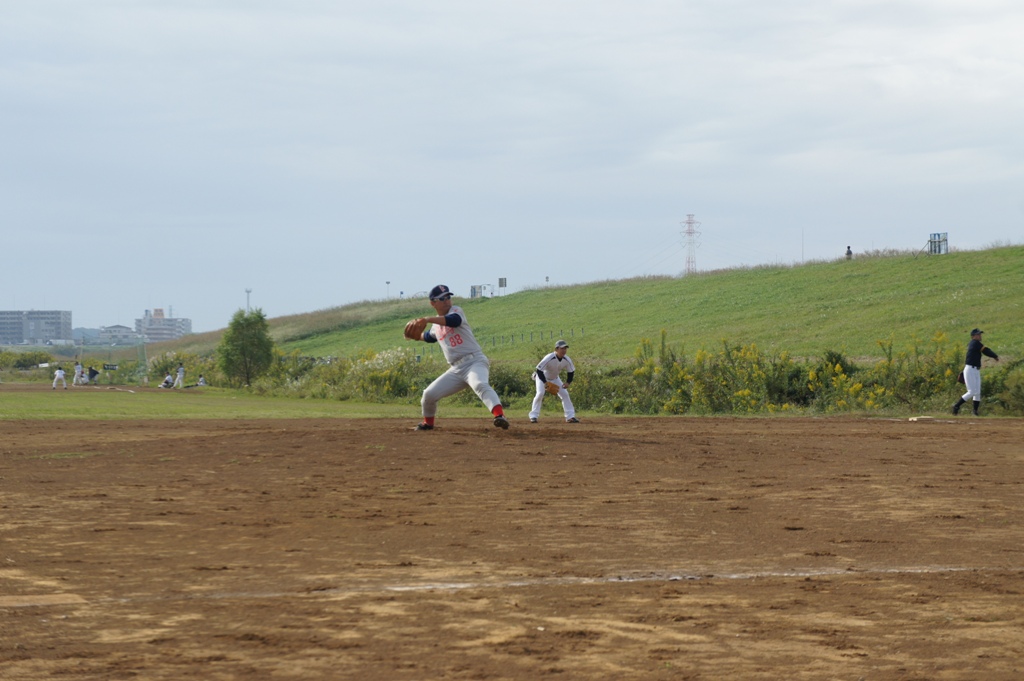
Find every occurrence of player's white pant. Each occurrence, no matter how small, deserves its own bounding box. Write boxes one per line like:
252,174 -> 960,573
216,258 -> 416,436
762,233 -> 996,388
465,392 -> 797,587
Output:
961,365 -> 982,402
173,374 -> 184,389
529,377 -> 575,420
53,377 -> 66,389
73,371 -> 82,385
421,353 -> 501,418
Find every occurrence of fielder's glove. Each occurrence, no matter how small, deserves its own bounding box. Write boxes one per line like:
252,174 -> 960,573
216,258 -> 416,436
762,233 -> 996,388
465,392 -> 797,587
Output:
545,381 -> 560,396
404,318 -> 428,341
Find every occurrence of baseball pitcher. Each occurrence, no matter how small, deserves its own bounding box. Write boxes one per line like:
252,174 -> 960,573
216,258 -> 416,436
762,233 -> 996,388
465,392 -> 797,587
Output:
404,284 -> 509,431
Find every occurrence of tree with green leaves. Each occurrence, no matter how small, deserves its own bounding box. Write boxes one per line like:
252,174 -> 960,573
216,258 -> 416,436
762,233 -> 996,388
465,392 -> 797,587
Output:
217,308 -> 275,387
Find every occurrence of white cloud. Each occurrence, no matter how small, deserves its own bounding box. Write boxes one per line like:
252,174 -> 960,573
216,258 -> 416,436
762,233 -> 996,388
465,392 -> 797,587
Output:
1,1 -> 1022,331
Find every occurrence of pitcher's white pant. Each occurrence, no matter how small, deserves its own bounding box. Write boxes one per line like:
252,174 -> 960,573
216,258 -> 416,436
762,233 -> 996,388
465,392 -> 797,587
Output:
961,365 -> 982,402
529,377 -> 575,420
421,353 -> 501,418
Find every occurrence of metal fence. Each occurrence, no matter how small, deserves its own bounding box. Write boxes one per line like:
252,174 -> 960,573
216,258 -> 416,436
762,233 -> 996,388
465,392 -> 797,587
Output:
489,328 -> 584,347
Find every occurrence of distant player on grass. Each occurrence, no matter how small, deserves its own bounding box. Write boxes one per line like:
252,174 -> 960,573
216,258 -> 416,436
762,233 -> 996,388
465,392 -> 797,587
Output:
404,284 -> 509,431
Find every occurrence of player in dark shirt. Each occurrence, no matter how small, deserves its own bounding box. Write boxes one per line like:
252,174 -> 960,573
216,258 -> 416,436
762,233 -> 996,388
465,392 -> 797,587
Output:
952,329 -> 999,416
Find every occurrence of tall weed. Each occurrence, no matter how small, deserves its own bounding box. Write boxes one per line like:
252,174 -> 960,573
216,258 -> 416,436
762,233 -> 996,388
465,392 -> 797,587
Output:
57,331 -> 1020,417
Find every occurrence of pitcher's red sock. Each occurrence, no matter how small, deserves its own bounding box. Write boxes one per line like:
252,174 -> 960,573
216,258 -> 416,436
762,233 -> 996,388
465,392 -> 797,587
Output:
423,417 -> 435,426
491,406 -> 505,417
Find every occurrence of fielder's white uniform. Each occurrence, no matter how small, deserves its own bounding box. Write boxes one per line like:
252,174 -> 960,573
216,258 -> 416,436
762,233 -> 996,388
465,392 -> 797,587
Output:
421,305 -> 501,417
53,368 -> 67,389
961,365 -> 982,403
173,365 -> 185,389
529,352 -> 576,420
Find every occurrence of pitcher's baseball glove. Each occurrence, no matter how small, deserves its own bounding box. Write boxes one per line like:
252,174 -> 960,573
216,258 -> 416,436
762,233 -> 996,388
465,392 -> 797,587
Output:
404,318 -> 427,341
545,381 -> 560,395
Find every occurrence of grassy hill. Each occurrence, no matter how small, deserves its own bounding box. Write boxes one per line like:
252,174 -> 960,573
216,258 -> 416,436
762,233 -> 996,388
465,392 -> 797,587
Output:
147,245 -> 1023,364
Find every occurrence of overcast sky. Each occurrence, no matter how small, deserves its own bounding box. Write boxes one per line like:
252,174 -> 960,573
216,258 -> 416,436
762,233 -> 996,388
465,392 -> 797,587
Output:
3,1 -> 1022,333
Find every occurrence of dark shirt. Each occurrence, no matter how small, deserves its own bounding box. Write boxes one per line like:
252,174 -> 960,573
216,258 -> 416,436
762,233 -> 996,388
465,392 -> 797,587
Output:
965,339 -> 998,368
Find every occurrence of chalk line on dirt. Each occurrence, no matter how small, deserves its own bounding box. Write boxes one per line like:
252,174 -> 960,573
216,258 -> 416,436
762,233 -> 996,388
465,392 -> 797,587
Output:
376,564 -> 1019,594
9,564 -> 1017,608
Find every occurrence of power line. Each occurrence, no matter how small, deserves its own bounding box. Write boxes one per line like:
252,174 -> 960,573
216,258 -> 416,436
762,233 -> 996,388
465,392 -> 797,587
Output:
613,234 -> 687,280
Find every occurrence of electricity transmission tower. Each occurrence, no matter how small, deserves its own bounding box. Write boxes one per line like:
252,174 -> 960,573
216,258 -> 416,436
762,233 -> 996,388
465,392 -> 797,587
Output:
681,214 -> 702,275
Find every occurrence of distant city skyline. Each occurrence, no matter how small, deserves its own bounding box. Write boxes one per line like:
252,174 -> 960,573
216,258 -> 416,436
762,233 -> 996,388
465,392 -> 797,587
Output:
1,306 -> 192,345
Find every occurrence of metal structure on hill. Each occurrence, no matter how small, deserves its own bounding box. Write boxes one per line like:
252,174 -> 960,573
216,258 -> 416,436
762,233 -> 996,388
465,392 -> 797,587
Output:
681,214 -> 702,275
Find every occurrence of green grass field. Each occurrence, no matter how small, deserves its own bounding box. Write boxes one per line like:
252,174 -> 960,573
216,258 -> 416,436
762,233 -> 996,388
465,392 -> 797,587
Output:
42,244 -> 1024,367
272,245 -> 1024,362
0,387 -> 433,421
5,247 -> 1020,420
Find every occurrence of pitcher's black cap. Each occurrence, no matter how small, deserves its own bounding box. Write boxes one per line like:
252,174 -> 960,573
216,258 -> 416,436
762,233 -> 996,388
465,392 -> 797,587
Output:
429,285 -> 453,301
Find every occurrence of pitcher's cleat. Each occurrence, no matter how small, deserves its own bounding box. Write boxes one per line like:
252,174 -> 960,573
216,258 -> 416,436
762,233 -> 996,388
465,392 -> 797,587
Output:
530,418 -> 538,423
493,415 -> 510,430
414,423 -> 434,431
565,417 -> 580,423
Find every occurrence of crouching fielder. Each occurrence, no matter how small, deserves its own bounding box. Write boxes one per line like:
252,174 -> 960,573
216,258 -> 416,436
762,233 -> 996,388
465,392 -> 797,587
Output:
405,285 -> 509,431
529,340 -> 578,423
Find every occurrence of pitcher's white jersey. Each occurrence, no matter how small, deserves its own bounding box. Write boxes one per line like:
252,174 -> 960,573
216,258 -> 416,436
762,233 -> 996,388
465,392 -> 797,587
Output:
431,305 -> 483,365
536,352 -> 575,381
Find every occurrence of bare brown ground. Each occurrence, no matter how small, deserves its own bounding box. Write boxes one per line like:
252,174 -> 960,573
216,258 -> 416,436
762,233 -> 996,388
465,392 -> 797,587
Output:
2,406 -> 1023,680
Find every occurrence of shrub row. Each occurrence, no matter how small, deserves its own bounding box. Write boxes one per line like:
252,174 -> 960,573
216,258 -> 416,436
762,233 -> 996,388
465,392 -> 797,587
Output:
81,333 -> 1024,416
565,331 -> 1023,416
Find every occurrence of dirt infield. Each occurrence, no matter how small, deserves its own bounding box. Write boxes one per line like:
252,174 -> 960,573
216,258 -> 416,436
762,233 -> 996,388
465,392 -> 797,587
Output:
2,413 -> 1023,680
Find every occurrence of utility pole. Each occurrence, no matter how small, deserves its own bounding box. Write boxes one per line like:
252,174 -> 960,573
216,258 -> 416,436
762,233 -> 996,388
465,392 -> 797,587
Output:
245,288 -> 252,312
681,214 -> 702,275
